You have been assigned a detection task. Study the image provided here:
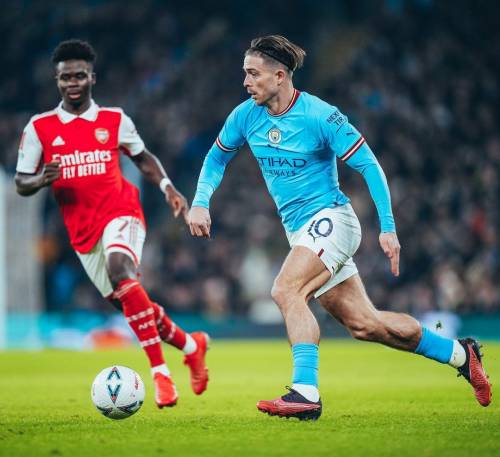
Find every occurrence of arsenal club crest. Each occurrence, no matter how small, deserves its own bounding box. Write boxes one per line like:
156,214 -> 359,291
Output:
95,128 -> 109,144
268,127 -> 282,144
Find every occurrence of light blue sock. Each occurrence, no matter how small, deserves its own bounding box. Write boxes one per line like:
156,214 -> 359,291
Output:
414,327 -> 453,363
292,343 -> 319,387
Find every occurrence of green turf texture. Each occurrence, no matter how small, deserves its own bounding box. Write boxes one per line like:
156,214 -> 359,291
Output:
1,340 -> 499,457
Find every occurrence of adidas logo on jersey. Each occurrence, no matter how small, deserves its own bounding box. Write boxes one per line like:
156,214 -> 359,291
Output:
52,136 -> 65,146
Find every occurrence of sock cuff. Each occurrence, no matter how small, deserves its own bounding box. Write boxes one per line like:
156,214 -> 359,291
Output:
114,278 -> 141,300
292,343 -> 319,352
414,326 -> 454,364
415,326 -> 428,354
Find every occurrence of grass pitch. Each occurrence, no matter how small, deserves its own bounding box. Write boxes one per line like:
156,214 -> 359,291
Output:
1,340 -> 499,457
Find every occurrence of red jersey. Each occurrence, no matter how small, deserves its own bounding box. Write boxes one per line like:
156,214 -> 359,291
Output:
17,101 -> 146,253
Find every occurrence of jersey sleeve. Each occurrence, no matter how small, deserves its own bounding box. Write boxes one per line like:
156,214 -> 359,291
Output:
118,112 -> 145,156
192,105 -> 247,208
345,141 -> 396,232
318,106 -> 396,232
215,105 -> 246,153
16,119 -> 43,174
318,106 -> 366,160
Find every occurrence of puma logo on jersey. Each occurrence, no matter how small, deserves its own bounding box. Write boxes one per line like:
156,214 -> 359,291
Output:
52,136 -> 65,146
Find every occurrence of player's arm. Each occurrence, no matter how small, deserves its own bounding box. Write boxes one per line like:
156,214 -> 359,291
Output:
15,120 -> 60,196
130,149 -> 188,222
190,143 -> 238,237
340,133 -> 400,276
119,112 -> 188,222
15,163 -> 61,196
324,110 -> 400,276
189,106 -> 245,238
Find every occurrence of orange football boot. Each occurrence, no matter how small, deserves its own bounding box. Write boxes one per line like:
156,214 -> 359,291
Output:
457,338 -> 492,407
153,373 -> 178,408
184,332 -> 210,395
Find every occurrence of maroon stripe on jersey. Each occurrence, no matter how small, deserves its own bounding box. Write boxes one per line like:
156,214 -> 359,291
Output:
340,137 -> 365,162
318,248 -> 325,258
268,89 -> 301,117
106,243 -> 139,266
216,137 -> 238,152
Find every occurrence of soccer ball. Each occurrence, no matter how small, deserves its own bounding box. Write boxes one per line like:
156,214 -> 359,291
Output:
91,366 -> 145,419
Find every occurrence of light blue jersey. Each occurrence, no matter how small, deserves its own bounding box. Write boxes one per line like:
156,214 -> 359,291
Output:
193,90 -> 395,233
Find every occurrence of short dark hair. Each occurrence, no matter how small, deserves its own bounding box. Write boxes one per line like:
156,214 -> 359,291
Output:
246,35 -> 306,73
51,39 -> 97,65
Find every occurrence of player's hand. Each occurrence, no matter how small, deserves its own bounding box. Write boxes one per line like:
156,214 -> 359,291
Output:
165,185 -> 189,224
189,206 -> 211,238
40,160 -> 61,187
379,232 -> 401,277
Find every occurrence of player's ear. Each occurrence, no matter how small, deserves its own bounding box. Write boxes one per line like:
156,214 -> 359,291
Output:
91,72 -> 96,85
276,69 -> 286,86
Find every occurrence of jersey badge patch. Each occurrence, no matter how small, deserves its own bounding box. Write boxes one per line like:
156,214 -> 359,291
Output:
268,128 -> 282,144
95,128 -> 110,144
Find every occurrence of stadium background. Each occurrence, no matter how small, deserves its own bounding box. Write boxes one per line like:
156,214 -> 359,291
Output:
1,0 -> 499,348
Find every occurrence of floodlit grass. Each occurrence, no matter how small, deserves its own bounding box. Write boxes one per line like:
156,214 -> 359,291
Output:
1,340 -> 499,457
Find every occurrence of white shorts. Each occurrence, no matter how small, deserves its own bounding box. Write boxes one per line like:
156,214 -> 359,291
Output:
76,216 -> 146,297
286,204 -> 362,298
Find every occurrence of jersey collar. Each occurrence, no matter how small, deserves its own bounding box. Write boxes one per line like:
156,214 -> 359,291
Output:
56,99 -> 99,124
267,89 -> 301,117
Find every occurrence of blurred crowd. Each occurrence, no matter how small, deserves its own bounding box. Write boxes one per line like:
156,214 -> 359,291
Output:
2,0 -> 499,318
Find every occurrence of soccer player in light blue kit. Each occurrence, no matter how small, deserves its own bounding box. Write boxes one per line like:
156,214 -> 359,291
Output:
189,35 -> 492,420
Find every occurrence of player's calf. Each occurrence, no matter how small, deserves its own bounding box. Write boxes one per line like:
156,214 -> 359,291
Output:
151,302 -> 189,350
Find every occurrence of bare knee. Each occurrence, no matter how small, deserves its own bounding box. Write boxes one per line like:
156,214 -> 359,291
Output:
107,253 -> 137,290
271,278 -> 303,311
109,270 -> 135,290
271,280 -> 290,308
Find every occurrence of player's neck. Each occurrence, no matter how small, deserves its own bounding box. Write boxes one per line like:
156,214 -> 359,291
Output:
266,84 -> 295,115
61,98 -> 92,115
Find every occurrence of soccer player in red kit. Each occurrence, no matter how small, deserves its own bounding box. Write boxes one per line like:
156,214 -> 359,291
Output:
15,39 -> 209,408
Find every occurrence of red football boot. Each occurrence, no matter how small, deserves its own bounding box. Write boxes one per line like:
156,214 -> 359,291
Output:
457,338 -> 492,407
257,387 -> 322,421
184,332 -> 210,395
153,373 -> 178,408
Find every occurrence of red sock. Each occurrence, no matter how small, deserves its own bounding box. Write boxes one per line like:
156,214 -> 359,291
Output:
114,279 -> 165,368
151,302 -> 187,350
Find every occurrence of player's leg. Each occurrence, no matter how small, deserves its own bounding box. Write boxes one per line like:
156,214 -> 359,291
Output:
103,216 -> 209,397
319,274 -> 492,406
256,245 -> 330,420
151,301 -> 209,395
107,252 -> 179,407
257,205 -> 363,420
76,240 -> 176,407
319,274 -> 422,349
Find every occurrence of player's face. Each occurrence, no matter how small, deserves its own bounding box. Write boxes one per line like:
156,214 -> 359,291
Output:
243,55 -> 281,106
55,60 -> 95,107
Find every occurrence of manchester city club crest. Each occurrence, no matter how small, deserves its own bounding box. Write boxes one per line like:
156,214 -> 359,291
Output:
268,127 -> 282,144
95,128 -> 110,144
